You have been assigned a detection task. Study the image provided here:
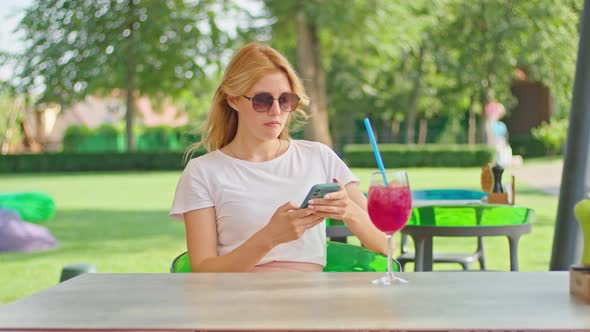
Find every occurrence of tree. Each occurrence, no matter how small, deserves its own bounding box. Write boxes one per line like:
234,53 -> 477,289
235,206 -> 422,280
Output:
294,6 -> 331,147
0,82 -> 24,154
434,0 -> 579,144
259,1 -> 388,146
252,0 -> 579,148
259,1 -> 333,146
260,1 -> 428,148
14,0 -> 230,151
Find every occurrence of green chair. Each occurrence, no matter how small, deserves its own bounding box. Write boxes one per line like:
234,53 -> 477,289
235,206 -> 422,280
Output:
170,241 -> 398,273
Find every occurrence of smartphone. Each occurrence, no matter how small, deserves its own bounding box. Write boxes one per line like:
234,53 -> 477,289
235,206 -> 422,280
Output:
300,183 -> 341,208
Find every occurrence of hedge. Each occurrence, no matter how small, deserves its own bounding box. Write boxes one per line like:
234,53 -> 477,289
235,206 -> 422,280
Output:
2,144 -> 494,173
343,144 -> 495,168
0,151 -> 206,173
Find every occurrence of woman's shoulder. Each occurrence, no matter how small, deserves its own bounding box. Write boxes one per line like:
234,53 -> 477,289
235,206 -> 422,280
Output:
291,139 -> 329,152
184,150 -> 223,171
291,140 -> 338,160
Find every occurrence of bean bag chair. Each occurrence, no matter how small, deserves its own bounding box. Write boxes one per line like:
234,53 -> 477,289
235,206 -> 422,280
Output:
0,192 -> 56,223
0,208 -> 58,252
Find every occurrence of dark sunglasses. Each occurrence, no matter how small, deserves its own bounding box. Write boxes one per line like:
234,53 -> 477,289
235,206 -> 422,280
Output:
242,92 -> 300,113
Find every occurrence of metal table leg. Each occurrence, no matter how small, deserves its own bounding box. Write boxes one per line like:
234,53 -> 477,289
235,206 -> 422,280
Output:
508,235 -> 521,271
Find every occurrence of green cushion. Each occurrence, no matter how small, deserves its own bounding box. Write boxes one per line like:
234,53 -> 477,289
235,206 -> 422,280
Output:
171,241 -> 398,273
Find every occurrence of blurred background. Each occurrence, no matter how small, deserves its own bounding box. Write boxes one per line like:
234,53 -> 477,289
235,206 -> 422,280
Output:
0,0 -> 582,156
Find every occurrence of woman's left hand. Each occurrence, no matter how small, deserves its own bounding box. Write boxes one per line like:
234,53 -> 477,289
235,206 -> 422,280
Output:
306,179 -> 364,224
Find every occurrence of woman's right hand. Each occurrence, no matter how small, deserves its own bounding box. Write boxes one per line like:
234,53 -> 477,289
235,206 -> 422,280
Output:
260,201 -> 325,247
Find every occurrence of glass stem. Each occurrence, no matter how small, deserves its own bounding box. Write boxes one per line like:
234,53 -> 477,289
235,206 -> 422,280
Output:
386,234 -> 393,277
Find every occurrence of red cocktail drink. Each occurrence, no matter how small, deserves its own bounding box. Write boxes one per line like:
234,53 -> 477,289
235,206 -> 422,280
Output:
368,185 -> 411,234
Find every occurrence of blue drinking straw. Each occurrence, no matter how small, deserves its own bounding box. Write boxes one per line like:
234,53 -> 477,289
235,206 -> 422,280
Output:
363,117 -> 389,185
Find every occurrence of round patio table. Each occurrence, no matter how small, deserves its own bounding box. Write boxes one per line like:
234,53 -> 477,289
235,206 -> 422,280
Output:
402,204 -> 534,271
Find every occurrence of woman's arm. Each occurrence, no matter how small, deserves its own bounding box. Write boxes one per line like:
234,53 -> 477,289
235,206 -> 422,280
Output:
184,208 -> 273,272
184,202 -> 325,272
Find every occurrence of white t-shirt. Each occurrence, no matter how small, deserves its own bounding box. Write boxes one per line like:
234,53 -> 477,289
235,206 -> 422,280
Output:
169,140 -> 359,266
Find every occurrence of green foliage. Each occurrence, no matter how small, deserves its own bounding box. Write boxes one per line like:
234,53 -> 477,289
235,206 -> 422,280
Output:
433,1 -> 579,115
176,69 -> 223,124
9,1 -> 582,151
15,0 -> 231,104
256,0 -> 580,147
0,90 -> 24,149
435,117 -> 465,144
531,119 -> 569,155
343,144 -> 494,168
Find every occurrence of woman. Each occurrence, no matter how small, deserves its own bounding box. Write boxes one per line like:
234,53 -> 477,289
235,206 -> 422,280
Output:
170,42 -> 387,272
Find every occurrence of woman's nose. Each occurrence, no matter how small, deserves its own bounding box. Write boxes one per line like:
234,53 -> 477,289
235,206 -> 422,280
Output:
267,99 -> 282,115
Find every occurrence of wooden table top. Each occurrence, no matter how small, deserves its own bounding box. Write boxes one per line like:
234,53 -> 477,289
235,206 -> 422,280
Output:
0,272 -> 588,331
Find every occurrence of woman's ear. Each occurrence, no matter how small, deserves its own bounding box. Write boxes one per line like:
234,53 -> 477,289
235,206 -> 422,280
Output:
227,96 -> 239,111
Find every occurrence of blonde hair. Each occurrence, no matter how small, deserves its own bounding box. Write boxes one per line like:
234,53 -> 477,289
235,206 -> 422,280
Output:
185,42 -> 309,161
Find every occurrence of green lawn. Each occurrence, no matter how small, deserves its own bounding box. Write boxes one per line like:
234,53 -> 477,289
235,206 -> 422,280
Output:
0,167 -> 558,304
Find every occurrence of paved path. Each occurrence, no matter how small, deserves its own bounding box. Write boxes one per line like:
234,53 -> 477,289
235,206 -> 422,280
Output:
511,160 -> 563,196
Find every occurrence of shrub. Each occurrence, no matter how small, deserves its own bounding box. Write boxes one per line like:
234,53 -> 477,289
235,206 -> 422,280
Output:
63,124 -> 123,152
509,134 -> 547,158
531,119 -> 568,155
137,126 -> 181,152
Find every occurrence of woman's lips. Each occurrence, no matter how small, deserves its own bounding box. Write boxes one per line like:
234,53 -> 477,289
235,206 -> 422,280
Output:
264,121 -> 280,127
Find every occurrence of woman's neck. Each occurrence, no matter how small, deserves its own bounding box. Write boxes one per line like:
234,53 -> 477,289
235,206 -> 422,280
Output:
223,135 -> 285,162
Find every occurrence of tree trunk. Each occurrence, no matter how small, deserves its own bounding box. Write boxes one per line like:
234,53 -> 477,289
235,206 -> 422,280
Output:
468,93 -> 477,145
126,68 -> 135,152
390,120 -> 400,143
345,111 -> 355,144
380,118 -> 390,142
125,1 -> 136,151
19,120 -> 33,150
34,109 -> 45,152
405,41 -> 426,145
295,7 -> 333,147
477,88 -> 487,144
418,118 -> 428,144
20,98 -> 38,152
